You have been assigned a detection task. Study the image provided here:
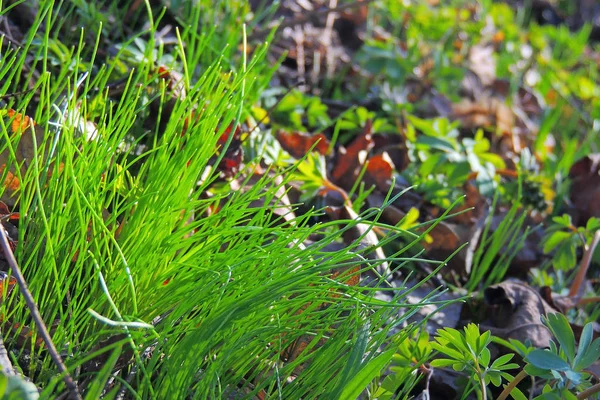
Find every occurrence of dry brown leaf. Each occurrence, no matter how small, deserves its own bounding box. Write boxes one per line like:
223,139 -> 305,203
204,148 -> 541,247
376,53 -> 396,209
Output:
483,281 -> 553,348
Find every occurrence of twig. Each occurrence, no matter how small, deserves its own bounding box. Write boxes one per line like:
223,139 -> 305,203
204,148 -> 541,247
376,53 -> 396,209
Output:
0,225 -> 82,400
577,382 -> 600,399
576,296 -> 600,307
497,369 -> 528,400
569,230 -> 600,298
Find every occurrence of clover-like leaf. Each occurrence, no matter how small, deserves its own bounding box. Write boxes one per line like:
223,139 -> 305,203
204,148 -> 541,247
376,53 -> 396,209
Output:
543,313 -> 576,363
525,349 -> 570,371
573,337 -> 600,371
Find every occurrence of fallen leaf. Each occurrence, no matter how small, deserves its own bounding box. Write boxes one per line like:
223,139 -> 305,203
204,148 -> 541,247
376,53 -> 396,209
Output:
275,131 -> 330,159
330,120 -> 374,190
483,281 -> 554,348
364,152 -> 394,190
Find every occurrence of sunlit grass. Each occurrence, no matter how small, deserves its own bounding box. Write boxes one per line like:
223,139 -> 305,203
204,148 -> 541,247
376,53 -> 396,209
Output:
0,1 -> 444,398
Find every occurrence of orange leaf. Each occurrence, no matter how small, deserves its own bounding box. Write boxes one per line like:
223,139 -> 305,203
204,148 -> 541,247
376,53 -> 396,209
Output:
0,165 -> 20,192
365,152 -> 394,190
7,109 -> 35,133
275,131 -> 330,159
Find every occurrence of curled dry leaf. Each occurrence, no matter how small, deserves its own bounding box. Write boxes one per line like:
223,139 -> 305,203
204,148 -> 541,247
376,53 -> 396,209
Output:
488,79 -> 543,117
365,191 -> 407,227
275,130 -> 330,159
450,182 -> 485,225
371,133 -> 410,172
539,286 -> 577,314
213,124 -> 244,179
483,281 -> 554,348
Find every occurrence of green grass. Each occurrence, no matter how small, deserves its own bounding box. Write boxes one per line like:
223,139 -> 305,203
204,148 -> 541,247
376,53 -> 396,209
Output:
0,1 -> 446,398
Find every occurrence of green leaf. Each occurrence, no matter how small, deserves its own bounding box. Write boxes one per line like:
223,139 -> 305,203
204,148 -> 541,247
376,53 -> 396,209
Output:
573,322 -> 593,369
554,242 -> 577,270
585,217 -> 600,232
487,371 -> 502,386
573,338 -> 600,370
0,373 -> 39,400
525,349 -> 570,371
551,214 -> 573,228
525,364 -> 554,379
491,353 -> 516,369
543,313 -> 576,363
479,347 -> 491,367
0,374 -> 6,398
543,231 -> 573,254
507,385 -> 528,400
430,358 -> 457,368
337,347 -> 395,400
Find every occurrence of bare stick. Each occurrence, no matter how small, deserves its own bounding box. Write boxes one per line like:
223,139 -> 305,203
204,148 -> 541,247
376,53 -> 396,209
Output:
497,369 -> 528,400
0,225 -> 82,400
577,381 -> 600,399
569,230 -> 600,298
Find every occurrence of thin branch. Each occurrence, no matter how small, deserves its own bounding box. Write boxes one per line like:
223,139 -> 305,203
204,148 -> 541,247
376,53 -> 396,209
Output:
0,225 -> 82,400
577,382 -> 600,399
569,230 -> 600,298
497,369 -> 528,400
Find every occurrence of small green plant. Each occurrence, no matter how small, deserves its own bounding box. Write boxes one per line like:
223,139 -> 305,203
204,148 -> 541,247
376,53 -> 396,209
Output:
498,313 -> 600,400
372,329 -> 433,400
272,89 -> 332,131
466,189 -> 532,293
542,215 -> 600,270
403,116 -> 506,206
430,324 -> 519,400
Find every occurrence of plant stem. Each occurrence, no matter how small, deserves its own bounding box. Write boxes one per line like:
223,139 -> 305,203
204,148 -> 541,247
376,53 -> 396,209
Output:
0,225 -> 82,400
497,369 -> 528,400
577,382 -> 600,399
480,375 -> 487,400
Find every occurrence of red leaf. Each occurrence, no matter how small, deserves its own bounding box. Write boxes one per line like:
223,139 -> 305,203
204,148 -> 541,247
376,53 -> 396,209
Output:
364,152 -> 394,190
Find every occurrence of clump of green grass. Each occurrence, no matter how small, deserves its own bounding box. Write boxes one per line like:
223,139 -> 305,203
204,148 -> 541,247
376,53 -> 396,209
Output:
0,1 -> 446,398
